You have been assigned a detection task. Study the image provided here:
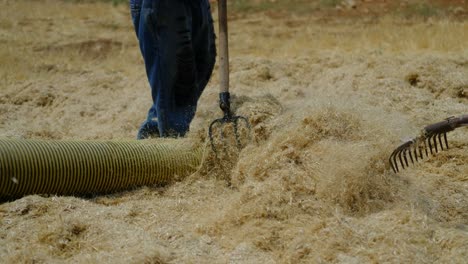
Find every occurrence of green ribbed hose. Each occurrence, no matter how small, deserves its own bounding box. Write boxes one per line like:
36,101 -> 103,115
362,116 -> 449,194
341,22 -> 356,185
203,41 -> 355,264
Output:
0,138 -> 203,199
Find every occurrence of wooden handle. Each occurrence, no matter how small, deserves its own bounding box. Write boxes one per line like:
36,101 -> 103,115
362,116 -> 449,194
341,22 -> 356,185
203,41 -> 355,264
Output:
218,0 -> 229,93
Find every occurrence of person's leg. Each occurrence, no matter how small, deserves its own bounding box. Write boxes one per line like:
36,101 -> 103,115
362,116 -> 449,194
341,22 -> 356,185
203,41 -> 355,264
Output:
134,0 -> 215,139
191,0 -> 216,100
134,0 -> 191,138
131,0 -> 160,139
162,0 -> 216,136
130,0 -> 142,35
160,1 -> 198,136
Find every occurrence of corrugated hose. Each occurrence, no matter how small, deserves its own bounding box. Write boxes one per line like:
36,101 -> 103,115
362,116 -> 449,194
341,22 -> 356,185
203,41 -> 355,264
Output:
0,138 -> 203,200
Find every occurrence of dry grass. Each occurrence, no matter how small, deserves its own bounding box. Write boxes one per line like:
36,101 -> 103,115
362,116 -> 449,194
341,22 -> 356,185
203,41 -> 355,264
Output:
1,0 -> 467,263
229,15 -> 468,58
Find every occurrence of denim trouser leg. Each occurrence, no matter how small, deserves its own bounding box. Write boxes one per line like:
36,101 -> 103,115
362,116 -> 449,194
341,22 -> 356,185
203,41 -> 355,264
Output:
130,0 -> 216,138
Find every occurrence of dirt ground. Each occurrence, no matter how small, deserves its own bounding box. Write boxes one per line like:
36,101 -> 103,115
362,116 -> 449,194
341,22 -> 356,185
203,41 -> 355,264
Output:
1,0 -> 467,263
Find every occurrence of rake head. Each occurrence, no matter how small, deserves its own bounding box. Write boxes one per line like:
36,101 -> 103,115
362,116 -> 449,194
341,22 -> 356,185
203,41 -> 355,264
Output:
209,92 -> 251,156
389,114 -> 468,173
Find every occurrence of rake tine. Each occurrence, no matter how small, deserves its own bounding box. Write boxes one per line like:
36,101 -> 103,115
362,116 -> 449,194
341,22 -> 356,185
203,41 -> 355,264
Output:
433,135 -> 438,153
388,114 -> 467,173
403,148 -> 410,167
414,143 -> 419,162
408,147 -> 415,164
443,132 -> 449,149
438,133 -> 444,151
402,147 -> 408,166
389,148 -> 399,173
398,150 -> 405,169
423,138 -> 428,157
417,142 -> 423,160
390,160 -> 397,173
390,141 -> 414,173
428,136 -> 434,154
393,153 -> 400,172
392,150 -> 398,171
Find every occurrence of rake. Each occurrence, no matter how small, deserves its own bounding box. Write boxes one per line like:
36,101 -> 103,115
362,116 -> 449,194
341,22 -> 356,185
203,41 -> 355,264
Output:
209,0 -> 251,155
389,114 -> 468,173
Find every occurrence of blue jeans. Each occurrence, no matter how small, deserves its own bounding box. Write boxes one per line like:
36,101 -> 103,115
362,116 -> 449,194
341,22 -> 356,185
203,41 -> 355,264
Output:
130,0 -> 216,138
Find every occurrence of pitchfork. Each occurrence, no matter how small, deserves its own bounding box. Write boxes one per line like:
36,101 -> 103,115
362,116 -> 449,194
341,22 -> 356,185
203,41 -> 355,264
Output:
209,0 -> 251,155
389,114 -> 468,173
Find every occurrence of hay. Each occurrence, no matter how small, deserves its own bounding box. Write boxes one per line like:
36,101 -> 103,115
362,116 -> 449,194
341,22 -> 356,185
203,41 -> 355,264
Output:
1,0 -> 467,263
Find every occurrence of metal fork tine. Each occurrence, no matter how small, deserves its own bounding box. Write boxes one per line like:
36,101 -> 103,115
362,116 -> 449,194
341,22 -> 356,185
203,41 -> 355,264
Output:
209,120 -> 218,154
209,116 -> 251,158
233,119 -> 242,149
219,125 -> 225,140
241,117 -> 252,142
